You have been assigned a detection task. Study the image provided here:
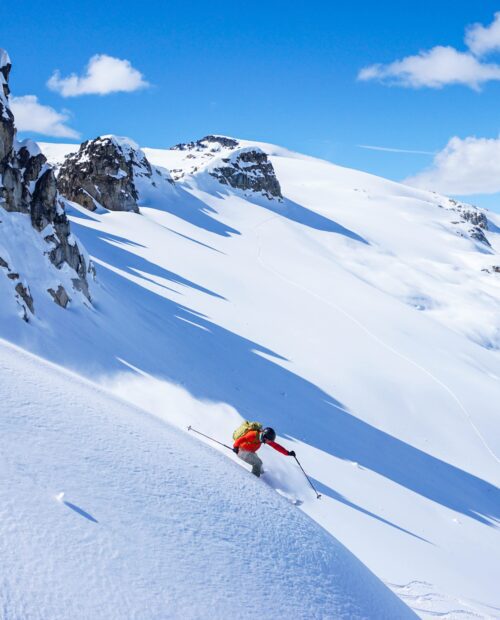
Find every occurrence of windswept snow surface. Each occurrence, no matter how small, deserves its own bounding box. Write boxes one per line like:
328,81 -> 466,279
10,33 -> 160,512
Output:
0,339 -> 414,619
6,137 -> 500,617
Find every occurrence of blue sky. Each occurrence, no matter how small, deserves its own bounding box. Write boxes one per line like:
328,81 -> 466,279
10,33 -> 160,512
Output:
3,1 -> 500,210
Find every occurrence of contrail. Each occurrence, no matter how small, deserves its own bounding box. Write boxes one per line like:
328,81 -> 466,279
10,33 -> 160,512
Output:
358,144 -> 435,155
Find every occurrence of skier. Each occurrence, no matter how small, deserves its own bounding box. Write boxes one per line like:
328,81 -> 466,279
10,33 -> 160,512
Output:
232,426 -> 295,477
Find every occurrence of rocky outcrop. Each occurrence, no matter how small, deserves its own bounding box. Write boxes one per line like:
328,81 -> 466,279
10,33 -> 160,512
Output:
446,199 -> 491,248
57,136 -> 169,212
482,265 -> 500,274
208,147 -> 282,200
48,284 -> 70,308
459,207 -> 488,229
0,48 -> 93,318
0,50 -> 15,162
168,135 -> 282,200
15,282 -> 34,318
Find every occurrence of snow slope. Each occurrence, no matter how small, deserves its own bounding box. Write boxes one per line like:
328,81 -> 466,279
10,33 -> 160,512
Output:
0,338 -> 414,619
10,137 -> 499,618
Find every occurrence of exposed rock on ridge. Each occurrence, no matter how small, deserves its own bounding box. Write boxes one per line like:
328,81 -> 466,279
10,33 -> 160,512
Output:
0,49 -> 15,162
169,135 -> 282,200
446,199 -> 491,248
208,147 -> 282,200
172,135 -> 240,151
0,48 -> 93,318
57,136 -> 171,212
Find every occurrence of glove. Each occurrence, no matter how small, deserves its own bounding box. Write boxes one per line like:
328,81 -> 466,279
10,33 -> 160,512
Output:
233,447 -> 239,454
288,450 -> 296,457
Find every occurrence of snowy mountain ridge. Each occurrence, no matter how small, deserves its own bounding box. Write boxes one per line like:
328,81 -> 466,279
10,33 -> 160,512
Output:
1,47 -> 500,618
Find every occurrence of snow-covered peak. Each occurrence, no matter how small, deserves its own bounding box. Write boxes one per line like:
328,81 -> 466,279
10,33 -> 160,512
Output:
99,134 -> 140,150
0,48 -> 12,124
96,135 -> 148,169
151,135 -> 283,200
0,48 -> 11,69
77,135 -> 148,170
15,137 -> 42,157
165,134 -> 242,180
172,134 -> 240,152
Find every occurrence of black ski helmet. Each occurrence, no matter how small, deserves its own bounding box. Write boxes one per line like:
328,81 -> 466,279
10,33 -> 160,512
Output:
261,427 -> 276,442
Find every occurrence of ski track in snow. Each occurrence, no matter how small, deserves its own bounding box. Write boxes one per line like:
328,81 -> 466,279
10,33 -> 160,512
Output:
389,581 -> 500,619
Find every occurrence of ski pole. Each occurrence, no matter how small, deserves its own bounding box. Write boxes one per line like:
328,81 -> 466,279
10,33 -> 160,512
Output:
187,425 -> 233,451
294,456 -> 322,499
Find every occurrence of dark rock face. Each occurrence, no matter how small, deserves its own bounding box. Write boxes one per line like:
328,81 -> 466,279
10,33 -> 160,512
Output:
48,284 -> 70,308
209,148 -> 282,200
57,136 -> 158,212
0,50 -> 15,163
460,208 -> 488,229
469,226 -> 491,247
482,266 -> 500,274
0,48 -> 93,317
447,199 -> 491,247
15,282 -> 34,316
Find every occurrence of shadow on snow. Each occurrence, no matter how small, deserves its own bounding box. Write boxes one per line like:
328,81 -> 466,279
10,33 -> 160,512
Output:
64,501 -> 98,524
67,209 -> 500,532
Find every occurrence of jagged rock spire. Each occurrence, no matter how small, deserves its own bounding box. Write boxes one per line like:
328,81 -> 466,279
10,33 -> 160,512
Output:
0,49 -> 94,318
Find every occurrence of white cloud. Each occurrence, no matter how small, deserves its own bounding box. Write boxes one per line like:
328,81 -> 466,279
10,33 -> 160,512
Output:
47,54 -> 149,97
405,135 -> 500,194
359,46 -> 500,90
358,13 -> 500,90
10,95 -> 80,139
465,12 -> 500,56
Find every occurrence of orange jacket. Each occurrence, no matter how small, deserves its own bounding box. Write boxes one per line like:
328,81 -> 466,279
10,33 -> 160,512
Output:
233,429 -> 289,455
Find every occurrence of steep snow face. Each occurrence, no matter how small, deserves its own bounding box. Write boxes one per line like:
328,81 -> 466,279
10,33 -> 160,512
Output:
26,136 -> 500,618
0,208 -> 93,323
0,339 -> 414,619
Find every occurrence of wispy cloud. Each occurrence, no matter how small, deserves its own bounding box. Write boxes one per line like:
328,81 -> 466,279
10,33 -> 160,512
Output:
48,54 -> 149,97
405,135 -> 500,194
358,13 -> 500,90
10,95 -> 80,138
358,144 -> 435,155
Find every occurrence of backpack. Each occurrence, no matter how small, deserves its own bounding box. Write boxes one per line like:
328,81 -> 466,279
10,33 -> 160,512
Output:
232,420 -> 262,441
